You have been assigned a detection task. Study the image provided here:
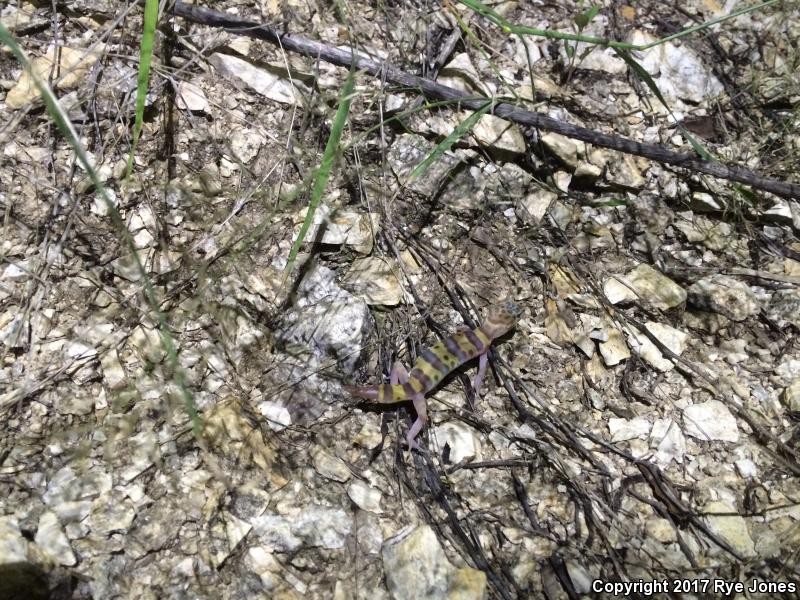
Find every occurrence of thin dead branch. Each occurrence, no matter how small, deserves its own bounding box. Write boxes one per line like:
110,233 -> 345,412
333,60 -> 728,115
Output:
172,2 -> 800,200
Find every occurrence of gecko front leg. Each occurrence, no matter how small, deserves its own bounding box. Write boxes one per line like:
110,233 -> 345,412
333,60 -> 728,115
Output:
390,360 -> 409,385
472,351 -> 489,396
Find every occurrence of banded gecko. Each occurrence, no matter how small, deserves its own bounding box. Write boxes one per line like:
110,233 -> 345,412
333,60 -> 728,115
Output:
346,300 -> 523,450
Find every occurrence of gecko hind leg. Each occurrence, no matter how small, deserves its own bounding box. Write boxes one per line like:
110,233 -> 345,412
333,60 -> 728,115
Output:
389,361 -> 427,451
389,361 -> 422,449
406,394 -> 427,451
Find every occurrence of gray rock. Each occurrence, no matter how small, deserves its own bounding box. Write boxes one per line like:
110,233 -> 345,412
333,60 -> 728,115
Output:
766,288 -> 800,328
782,380 -> 800,414
252,514 -> 303,553
387,134 -> 466,197
687,275 -> 759,321
35,511 -> 76,566
605,264 -> 686,310
382,525 -> 486,600
292,506 -> 353,550
702,500 -> 756,558
313,451 -> 351,483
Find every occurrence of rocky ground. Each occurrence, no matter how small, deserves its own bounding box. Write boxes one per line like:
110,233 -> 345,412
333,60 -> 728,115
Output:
1,0 -> 799,598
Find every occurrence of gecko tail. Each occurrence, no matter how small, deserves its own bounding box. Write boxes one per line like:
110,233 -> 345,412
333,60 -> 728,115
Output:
344,384 -> 380,400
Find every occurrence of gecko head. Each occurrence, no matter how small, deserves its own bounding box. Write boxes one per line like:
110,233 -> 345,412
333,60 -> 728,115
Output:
483,299 -> 523,338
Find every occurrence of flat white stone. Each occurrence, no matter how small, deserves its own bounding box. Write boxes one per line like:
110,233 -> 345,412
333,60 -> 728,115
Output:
683,400 -> 739,443
257,401 -> 292,432
176,81 -> 209,112
734,458 -> 758,478
431,421 -> 482,463
626,328 -> 673,372
603,276 -> 636,305
208,53 -> 307,106
599,328 -> 630,366
541,132 -> 583,169
347,480 -> 382,514
517,189 -> 557,225
2,261 -> 30,281
609,417 -> 651,442
474,114 -> 526,154
644,322 -> 690,356
650,418 -> 686,465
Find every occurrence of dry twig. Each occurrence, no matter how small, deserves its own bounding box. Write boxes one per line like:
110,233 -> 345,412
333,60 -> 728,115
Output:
172,2 -> 800,200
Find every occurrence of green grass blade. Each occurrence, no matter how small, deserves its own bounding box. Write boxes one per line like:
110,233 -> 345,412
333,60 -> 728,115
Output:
593,197 -> 629,207
614,48 -> 714,161
614,48 -> 670,108
457,0 -> 782,51
458,0 -> 625,47
644,0 -> 782,50
283,68 -> 356,281
574,5 -> 601,30
0,29 -> 129,280
126,0 -> 159,177
447,9 -> 521,104
1,22 -> 201,436
408,100 -> 494,182
682,130 -> 715,162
